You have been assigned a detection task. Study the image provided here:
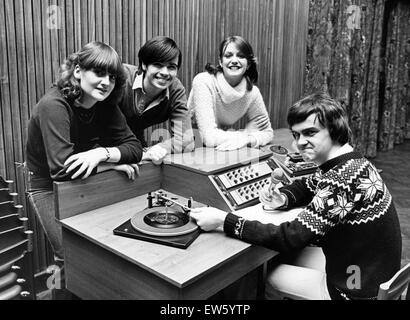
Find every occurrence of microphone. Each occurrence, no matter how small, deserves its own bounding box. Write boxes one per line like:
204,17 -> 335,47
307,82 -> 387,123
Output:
271,168 -> 286,184
262,168 -> 288,211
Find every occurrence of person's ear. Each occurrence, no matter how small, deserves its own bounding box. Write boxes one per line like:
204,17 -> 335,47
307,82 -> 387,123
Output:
73,65 -> 81,80
141,63 -> 147,72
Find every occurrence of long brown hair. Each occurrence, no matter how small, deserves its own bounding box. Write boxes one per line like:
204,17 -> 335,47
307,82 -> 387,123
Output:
57,41 -> 126,103
205,35 -> 258,91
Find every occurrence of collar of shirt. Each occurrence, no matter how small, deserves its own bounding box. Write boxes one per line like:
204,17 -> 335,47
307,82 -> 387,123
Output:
132,73 -> 170,114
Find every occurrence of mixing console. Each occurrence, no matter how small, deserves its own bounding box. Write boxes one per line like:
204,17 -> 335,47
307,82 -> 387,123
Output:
211,158 -> 279,210
215,161 -> 272,189
163,147 -> 301,212
227,177 -> 271,207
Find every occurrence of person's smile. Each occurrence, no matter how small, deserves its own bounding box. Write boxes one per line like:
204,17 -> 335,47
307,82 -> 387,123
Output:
143,57 -> 179,94
227,63 -> 243,71
74,67 -> 115,108
96,86 -> 109,95
154,75 -> 171,85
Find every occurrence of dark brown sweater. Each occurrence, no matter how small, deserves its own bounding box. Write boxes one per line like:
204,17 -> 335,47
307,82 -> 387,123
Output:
26,87 -> 142,184
118,64 -> 194,153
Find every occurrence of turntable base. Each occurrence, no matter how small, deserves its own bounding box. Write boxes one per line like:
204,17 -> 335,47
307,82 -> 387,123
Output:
113,193 -> 202,249
131,207 -> 198,237
113,218 -> 201,249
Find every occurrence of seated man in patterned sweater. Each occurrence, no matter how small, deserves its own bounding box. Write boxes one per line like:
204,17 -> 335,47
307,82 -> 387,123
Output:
190,92 -> 402,300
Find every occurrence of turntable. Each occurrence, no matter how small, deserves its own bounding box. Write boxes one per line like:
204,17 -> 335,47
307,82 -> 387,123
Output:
113,190 -> 203,249
270,145 -> 318,177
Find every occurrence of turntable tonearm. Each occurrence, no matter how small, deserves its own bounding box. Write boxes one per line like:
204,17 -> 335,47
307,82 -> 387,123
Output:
113,190 -> 204,249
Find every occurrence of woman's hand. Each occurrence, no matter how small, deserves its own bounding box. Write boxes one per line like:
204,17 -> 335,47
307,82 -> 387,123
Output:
215,135 -> 250,151
190,207 -> 229,231
215,140 -> 247,151
112,163 -> 140,180
215,133 -> 257,151
142,144 -> 168,164
64,148 -> 106,179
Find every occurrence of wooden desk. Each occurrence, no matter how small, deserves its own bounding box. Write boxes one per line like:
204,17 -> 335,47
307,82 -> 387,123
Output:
57,130 -> 299,300
60,193 -> 277,300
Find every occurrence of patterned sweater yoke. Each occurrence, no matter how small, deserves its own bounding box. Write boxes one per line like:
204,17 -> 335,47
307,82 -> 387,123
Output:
295,153 -> 393,235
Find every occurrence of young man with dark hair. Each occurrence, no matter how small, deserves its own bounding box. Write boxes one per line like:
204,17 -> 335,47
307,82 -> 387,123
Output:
190,92 -> 402,300
119,36 -> 194,162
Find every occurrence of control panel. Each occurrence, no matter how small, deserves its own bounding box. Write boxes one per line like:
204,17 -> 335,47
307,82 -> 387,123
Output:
211,158 -> 280,210
162,147 -> 302,213
214,161 -> 273,189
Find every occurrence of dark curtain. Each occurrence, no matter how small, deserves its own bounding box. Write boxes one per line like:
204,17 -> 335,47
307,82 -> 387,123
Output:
304,0 -> 410,158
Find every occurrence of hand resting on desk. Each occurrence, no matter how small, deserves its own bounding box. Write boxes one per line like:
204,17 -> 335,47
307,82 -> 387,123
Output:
141,144 -> 168,164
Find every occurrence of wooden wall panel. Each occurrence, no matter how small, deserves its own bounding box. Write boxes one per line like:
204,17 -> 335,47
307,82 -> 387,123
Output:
2,0 -> 310,192
0,0 -> 309,272
0,0 -> 310,199
0,0 -> 9,179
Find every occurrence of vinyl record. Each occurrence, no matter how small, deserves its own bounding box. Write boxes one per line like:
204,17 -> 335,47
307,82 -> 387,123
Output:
270,145 -> 288,155
130,207 -> 198,237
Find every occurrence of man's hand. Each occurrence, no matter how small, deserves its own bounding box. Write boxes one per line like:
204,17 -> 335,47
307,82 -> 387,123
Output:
190,207 -> 229,231
142,144 -> 168,164
113,163 -> 140,180
259,168 -> 287,209
64,148 -> 106,179
259,185 -> 286,209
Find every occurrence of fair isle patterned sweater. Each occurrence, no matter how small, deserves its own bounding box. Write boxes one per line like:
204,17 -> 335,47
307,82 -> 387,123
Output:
224,152 -> 402,299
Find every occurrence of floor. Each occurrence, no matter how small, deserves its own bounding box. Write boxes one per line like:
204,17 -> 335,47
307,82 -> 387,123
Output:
371,140 -> 410,268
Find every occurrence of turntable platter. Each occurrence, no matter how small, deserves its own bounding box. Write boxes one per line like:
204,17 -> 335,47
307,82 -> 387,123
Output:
131,207 -> 198,237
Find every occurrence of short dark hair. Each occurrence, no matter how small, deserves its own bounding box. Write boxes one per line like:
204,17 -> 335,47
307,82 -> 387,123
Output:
137,36 -> 182,74
205,35 -> 258,91
287,92 -> 352,145
57,41 -> 126,103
